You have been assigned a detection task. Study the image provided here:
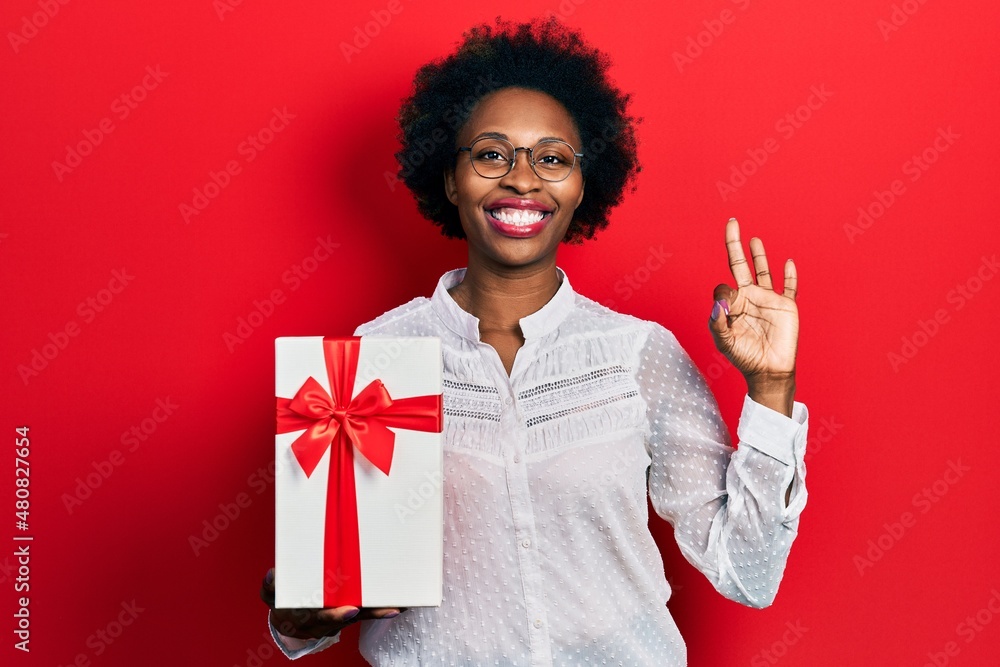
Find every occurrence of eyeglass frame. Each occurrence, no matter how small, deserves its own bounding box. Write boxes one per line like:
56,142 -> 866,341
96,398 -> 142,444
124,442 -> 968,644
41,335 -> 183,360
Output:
456,137 -> 585,183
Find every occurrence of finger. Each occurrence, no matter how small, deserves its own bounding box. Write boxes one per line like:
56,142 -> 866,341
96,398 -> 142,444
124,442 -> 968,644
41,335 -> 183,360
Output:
357,607 -> 403,620
748,237 -> 773,290
725,218 -> 753,288
708,287 -> 734,340
783,258 -> 798,300
272,606 -> 358,639
260,568 -> 275,607
315,606 -> 363,624
712,283 -> 737,304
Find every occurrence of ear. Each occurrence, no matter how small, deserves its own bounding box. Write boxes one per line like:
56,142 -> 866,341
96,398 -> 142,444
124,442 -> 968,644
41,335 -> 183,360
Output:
444,168 -> 458,206
575,177 -> 585,209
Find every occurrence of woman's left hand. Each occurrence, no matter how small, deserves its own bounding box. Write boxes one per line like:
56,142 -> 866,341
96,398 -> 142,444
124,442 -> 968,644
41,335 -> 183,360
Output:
708,218 -> 798,390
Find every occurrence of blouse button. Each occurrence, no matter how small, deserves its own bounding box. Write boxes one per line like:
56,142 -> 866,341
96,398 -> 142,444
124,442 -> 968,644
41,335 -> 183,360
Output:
533,619 -> 543,629
521,539 -> 531,548
513,454 -> 521,464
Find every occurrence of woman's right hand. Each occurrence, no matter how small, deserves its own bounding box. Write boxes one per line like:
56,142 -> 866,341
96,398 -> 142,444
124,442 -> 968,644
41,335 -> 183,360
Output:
260,568 -> 404,640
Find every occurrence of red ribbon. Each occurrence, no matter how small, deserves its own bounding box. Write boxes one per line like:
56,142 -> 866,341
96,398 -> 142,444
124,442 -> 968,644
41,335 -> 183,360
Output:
276,337 -> 442,607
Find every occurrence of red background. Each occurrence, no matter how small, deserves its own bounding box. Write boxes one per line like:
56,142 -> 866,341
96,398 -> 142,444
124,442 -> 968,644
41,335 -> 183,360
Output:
3,1 -> 998,665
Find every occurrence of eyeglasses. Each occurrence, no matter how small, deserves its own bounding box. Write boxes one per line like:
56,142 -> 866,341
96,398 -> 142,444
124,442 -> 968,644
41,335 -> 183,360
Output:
457,137 -> 583,182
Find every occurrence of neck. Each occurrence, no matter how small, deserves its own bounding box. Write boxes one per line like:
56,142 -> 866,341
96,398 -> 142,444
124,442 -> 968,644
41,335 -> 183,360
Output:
449,255 -> 561,335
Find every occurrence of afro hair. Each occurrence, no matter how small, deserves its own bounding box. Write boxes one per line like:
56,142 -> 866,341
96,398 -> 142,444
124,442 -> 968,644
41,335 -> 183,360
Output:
394,16 -> 642,243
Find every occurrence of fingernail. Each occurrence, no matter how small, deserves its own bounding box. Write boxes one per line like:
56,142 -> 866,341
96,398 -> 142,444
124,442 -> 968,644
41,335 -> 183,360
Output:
383,611 -> 400,618
343,608 -> 360,620
720,299 -> 730,316
711,301 -> 722,321
728,217 -> 738,222
265,569 -> 274,585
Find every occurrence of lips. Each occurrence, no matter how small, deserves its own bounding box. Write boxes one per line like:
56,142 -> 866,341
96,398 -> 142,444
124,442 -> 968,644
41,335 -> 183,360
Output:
486,198 -> 554,213
484,199 -> 554,238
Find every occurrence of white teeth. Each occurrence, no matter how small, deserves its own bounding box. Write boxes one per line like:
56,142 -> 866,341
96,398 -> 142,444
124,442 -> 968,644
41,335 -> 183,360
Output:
490,207 -> 547,225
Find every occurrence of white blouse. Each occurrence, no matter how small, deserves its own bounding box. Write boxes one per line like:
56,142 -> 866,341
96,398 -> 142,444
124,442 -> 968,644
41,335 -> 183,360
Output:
271,268 -> 809,666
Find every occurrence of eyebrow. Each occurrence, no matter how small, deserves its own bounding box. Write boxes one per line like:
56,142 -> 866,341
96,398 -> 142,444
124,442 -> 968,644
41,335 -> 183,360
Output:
469,131 -> 569,144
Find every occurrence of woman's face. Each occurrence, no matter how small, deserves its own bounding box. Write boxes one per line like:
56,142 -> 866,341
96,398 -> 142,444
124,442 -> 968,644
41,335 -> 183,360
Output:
444,87 -> 585,271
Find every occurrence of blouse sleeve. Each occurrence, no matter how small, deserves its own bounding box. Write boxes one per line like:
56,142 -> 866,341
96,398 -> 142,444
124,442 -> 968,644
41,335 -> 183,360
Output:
268,616 -> 339,659
637,324 -> 809,608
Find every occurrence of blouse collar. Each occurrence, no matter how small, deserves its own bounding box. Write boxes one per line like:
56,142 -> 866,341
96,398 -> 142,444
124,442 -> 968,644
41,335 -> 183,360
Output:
431,267 -> 576,343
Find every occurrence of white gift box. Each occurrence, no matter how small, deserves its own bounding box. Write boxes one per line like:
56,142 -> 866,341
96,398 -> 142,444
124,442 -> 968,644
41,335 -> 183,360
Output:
274,336 -> 443,609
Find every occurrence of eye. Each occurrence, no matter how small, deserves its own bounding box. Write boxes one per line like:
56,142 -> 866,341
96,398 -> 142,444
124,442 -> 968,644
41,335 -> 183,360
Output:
477,150 -> 508,162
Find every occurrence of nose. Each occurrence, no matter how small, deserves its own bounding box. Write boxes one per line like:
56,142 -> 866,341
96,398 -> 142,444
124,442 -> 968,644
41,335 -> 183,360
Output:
500,147 -> 542,191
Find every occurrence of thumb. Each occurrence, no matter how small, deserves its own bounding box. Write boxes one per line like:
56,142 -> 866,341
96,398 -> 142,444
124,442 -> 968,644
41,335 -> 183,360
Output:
260,568 -> 276,607
708,284 -> 736,342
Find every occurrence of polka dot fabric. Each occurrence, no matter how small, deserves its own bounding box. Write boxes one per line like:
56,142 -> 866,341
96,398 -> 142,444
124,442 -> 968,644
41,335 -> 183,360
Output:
271,268 -> 809,666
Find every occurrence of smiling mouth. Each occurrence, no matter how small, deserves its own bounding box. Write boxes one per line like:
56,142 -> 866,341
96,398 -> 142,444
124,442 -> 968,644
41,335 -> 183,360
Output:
486,207 -> 552,226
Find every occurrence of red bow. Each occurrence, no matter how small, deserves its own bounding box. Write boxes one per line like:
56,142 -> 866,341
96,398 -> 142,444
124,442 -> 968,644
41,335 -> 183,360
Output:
276,338 -> 442,478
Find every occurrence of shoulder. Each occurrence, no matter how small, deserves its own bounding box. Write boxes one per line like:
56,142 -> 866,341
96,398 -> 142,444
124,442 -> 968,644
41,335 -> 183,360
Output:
568,292 -> 679,347
353,297 -> 434,336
